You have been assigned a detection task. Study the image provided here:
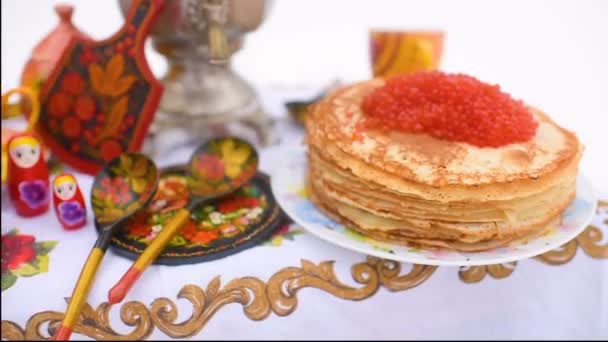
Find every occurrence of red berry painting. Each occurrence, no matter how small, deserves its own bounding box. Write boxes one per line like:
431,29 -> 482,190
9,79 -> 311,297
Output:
35,0 -> 164,175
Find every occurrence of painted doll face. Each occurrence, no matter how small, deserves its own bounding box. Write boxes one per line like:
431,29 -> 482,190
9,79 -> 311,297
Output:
9,144 -> 41,169
54,181 -> 77,201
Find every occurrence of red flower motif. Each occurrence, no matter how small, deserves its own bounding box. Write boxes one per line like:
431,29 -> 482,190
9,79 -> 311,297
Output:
129,223 -> 151,238
79,48 -> 98,65
180,220 -> 199,240
49,119 -> 59,130
48,92 -> 72,118
99,177 -> 132,204
195,154 -> 225,181
116,42 -> 125,53
1,234 -> 36,272
100,139 -> 123,162
180,220 -> 220,244
62,117 -> 82,138
74,95 -> 96,121
217,196 -> 260,214
61,72 -> 85,96
192,230 -> 219,244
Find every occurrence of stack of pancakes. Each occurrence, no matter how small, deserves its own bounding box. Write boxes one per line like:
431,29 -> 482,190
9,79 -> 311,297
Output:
305,79 -> 582,251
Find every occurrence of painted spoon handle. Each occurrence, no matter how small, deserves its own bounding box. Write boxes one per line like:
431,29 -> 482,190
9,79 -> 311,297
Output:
54,247 -> 106,340
108,208 -> 190,304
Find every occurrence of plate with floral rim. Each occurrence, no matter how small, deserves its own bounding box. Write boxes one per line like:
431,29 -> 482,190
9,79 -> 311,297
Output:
270,146 -> 597,267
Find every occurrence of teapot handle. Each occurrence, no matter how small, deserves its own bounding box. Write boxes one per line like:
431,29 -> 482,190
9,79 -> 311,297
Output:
1,86 -> 40,132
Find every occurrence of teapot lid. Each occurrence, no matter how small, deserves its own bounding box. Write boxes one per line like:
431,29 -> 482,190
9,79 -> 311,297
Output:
25,4 -> 90,79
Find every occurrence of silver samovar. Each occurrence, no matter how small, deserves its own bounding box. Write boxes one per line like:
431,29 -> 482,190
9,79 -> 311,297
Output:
118,0 -> 272,153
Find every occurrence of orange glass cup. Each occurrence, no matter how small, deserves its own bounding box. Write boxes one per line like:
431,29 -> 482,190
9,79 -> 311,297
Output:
370,30 -> 444,78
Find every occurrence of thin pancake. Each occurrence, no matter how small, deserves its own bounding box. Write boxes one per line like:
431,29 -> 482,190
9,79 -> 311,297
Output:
303,79 -> 582,252
306,80 -> 582,201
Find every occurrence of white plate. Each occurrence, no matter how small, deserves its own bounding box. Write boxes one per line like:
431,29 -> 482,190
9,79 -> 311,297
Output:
271,146 -> 597,267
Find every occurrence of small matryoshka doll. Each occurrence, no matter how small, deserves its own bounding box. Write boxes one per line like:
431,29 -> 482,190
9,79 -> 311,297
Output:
52,173 -> 86,230
6,133 -> 50,217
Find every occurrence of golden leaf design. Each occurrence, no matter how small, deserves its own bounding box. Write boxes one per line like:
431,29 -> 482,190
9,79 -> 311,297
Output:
221,140 -> 251,164
220,139 -> 252,179
94,96 -> 128,144
87,54 -> 136,97
108,76 -> 136,97
126,201 -> 142,214
98,207 -> 124,223
108,96 -> 129,129
225,165 -> 241,180
131,155 -> 148,178
120,154 -> 133,171
131,178 -> 147,194
188,178 -> 215,196
106,54 -> 124,84
111,154 -> 152,196
89,63 -> 105,95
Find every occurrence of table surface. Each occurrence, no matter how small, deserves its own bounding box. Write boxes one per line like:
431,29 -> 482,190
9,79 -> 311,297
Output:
2,1 -> 608,340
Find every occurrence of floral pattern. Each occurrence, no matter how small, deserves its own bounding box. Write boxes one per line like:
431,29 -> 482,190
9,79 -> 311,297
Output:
195,154 -> 224,181
58,201 -> 86,226
121,172 -> 268,247
101,165 -> 282,265
1,229 -> 57,291
188,138 -> 258,197
97,177 -> 132,204
91,153 -> 157,224
37,0 -> 163,174
18,180 -> 50,209
45,54 -> 136,161
263,222 -> 304,247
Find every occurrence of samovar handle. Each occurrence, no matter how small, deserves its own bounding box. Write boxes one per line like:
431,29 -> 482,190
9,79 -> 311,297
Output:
186,0 -> 229,65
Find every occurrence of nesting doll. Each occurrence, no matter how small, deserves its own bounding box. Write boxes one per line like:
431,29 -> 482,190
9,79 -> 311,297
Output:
6,133 -> 50,217
52,173 -> 86,230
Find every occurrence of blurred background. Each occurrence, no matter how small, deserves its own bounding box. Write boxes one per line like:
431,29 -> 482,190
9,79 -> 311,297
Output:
2,0 -> 608,189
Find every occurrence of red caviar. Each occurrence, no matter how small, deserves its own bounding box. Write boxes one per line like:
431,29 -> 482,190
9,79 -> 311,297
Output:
361,71 -> 538,147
